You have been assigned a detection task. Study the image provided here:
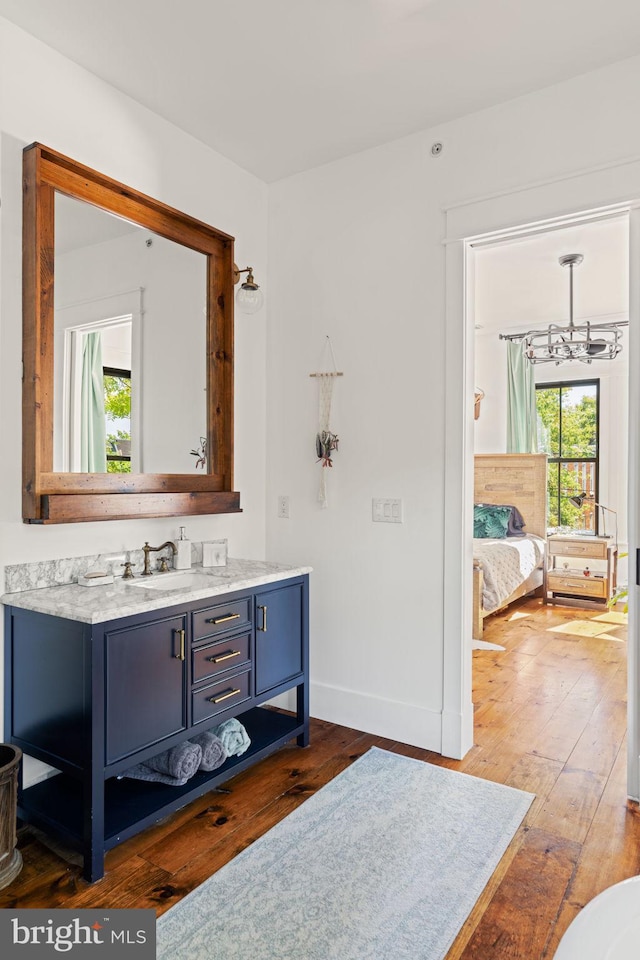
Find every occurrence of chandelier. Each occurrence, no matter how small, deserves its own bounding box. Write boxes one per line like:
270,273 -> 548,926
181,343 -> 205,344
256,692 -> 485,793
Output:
499,253 -> 628,364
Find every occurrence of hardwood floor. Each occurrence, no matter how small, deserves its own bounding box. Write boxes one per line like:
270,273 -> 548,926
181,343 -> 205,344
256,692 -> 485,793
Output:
1,597 -> 636,959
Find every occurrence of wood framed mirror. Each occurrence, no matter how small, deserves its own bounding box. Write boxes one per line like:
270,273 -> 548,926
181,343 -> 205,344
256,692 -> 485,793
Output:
23,143 -> 240,523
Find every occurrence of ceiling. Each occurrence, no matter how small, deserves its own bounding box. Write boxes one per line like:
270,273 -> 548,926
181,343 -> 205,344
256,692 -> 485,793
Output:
2,1 -> 640,182
474,215 -> 629,336
55,195 -> 141,256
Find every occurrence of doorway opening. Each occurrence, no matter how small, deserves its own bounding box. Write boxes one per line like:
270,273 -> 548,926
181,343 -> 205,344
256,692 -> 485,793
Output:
470,210 -> 630,756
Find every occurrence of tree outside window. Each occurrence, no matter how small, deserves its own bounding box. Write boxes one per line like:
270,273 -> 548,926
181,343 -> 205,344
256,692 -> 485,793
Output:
104,366 -> 131,473
536,379 -> 599,534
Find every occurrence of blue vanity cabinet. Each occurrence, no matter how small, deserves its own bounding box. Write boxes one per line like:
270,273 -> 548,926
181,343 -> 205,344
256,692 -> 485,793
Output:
255,581 -> 309,750
3,573 -> 309,883
6,608 -> 89,771
105,614 -> 188,764
255,583 -> 304,696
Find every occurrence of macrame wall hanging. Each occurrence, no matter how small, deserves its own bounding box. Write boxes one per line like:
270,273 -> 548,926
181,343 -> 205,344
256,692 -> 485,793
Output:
310,337 -> 343,508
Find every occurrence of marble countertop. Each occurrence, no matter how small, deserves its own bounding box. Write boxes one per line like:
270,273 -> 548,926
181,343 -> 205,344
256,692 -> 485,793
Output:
1,559 -> 312,624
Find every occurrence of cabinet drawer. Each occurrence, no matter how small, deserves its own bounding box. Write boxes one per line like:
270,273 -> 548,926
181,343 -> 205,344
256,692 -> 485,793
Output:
192,598 -> 251,641
192,633 -> 251,684
192,670 -> 252,724
548,574 -> 607,598
548,539 -> 608,559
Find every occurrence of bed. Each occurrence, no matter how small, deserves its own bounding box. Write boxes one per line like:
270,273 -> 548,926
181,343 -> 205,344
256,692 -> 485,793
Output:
473,453 -> 548,640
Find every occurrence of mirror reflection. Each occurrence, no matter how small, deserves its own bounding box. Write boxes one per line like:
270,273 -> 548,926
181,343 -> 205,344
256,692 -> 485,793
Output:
53,194 -> 207,474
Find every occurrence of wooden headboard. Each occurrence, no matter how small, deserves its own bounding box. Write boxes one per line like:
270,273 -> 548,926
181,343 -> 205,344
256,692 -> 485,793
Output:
474,454 -> 548,539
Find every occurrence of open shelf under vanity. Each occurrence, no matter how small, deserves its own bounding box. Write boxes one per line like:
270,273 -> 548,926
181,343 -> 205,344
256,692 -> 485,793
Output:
18,707 -> 303,855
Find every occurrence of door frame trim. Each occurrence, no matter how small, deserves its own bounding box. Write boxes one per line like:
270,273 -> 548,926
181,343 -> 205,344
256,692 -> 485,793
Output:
443,169 -> 639,797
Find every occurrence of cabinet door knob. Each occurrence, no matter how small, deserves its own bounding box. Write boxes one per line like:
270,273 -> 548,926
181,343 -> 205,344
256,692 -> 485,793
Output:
173,628 -> 186,661
257,604 -> 268,632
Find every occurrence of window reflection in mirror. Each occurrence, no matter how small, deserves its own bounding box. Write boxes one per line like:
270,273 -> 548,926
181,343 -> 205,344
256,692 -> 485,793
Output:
104,364 -> 132,473
53,193 -> 207,475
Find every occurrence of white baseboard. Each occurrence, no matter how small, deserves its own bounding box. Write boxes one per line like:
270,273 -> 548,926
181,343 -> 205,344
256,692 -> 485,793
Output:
310,681 -> 443,752
441,706 -> 474,761
265,691 -> 296,711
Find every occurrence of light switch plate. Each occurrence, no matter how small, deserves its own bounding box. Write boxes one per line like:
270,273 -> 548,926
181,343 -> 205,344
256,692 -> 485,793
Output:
372,498 -> 403,523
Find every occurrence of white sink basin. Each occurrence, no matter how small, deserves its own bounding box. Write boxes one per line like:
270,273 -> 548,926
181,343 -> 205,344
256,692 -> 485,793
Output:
129,571 -> 223,591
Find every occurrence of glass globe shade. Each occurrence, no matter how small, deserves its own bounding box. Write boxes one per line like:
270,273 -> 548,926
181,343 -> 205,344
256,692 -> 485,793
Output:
236,284 -> 264,315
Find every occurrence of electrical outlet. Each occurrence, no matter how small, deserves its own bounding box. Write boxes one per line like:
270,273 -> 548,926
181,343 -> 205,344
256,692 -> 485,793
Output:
372,498 -> 403,523
277,495 -> 290,519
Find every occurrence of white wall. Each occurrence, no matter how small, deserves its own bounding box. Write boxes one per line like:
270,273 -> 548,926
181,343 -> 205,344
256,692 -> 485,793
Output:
0,19 -> 268,759
268,138 -> 445,746
267,54 -> 640,751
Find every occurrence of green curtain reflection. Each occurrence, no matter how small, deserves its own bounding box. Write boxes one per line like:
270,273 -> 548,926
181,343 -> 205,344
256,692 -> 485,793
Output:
80,331 -> 107,472
506,341 -> 537,453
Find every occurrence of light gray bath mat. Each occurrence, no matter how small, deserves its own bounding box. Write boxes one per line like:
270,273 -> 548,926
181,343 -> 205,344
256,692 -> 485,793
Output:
157,746 -> 533,960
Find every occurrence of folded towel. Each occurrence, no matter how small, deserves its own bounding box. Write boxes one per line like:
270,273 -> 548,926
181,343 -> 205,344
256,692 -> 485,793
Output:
213,718 -> 251,758
188,731 -> 227,771
121,741 -> 203,786
121,763 -> 188,786
146,740 -> 203,780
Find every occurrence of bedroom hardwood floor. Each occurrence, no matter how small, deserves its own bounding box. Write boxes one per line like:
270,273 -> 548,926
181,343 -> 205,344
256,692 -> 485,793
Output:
0,597 -> 634,959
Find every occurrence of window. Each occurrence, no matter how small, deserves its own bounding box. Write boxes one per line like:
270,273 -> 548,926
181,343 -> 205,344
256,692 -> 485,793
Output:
104,365 -> 131,473
536,379 -> 600,534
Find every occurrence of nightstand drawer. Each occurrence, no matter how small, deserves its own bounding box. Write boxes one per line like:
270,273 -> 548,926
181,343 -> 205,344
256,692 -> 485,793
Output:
548,539 -> 608,560
547,573 -> 607,598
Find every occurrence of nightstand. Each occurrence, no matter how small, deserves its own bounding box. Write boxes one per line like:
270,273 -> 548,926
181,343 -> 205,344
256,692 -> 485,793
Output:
546,535 -> 618,606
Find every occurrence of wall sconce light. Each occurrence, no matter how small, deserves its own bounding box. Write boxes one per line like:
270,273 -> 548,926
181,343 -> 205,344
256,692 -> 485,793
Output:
233,263 -> 264,315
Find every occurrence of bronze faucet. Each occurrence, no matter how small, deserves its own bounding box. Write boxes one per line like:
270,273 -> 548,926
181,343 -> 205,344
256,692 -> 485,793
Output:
141,541 -> 177,576
120,561 -> 136,579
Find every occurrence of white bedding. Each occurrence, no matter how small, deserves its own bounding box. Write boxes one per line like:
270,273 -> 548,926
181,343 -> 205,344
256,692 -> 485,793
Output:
474,534 -> 546,613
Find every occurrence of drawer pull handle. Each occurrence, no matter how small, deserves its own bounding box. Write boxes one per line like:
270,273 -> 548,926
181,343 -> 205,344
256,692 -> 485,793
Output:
206,613 -> 241,625
258,604 -> 268,632
209,687 -> 241,705
174,628 -> 186,661
557,580 -> 597,589
208,650 -> 241,664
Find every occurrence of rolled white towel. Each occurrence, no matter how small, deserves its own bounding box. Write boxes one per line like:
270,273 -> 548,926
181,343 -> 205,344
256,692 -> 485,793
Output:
213,718 -> 251,757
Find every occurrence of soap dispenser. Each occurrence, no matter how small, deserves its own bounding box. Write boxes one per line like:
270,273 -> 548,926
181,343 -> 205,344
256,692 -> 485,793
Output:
174,527 -> 192,570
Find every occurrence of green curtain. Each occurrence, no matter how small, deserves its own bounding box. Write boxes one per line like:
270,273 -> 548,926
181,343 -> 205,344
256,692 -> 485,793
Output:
506,340 -> 538,453
80,332 -> 107,472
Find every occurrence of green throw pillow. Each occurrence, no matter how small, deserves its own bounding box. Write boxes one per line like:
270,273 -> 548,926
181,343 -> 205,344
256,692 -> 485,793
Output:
474,504 -> 512,539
